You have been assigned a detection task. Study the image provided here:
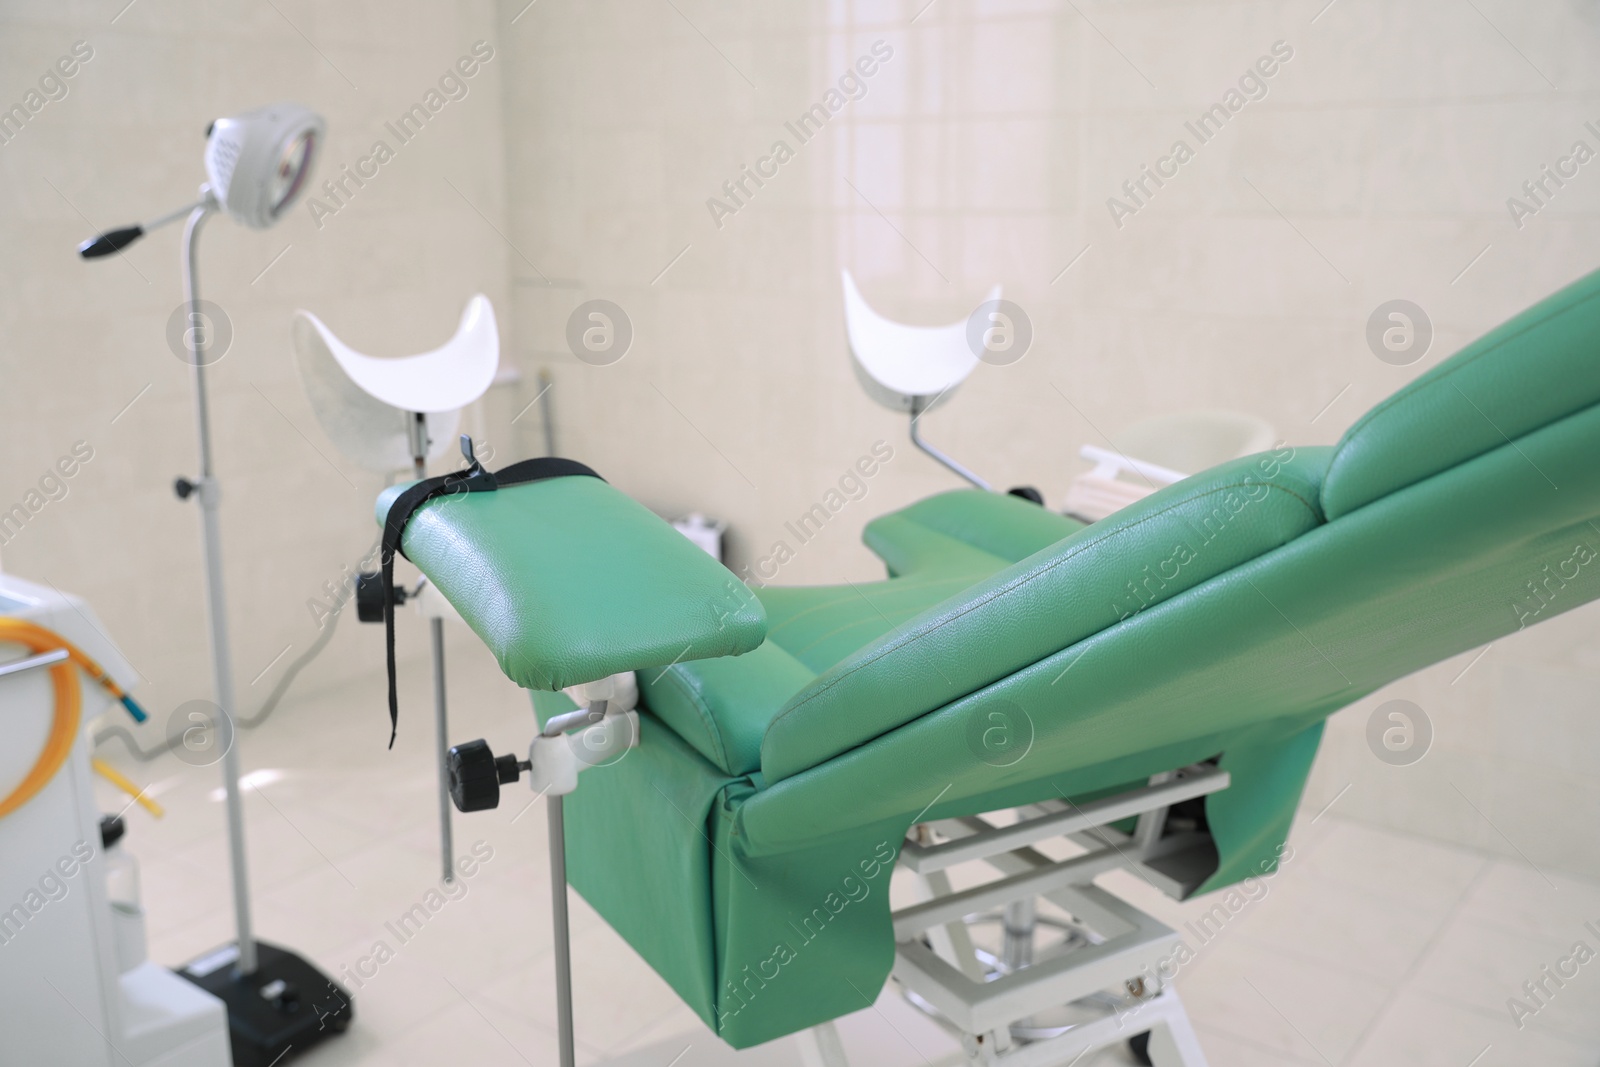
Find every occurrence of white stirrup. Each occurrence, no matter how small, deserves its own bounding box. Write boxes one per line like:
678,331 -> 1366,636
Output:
842,270 -> 1003,489
842,269 -> 999,410
291,294 -> 499,472
289,293 -> 502,891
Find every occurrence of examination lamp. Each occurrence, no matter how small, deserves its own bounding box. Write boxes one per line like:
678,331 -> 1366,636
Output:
79,102 -> 323,257
77,102 -> 350,1067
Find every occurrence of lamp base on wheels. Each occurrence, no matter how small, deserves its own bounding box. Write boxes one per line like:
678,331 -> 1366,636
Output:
177,940 -> 352,1067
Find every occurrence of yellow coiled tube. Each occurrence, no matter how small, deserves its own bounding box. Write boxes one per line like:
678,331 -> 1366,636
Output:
0,618 -> 147,820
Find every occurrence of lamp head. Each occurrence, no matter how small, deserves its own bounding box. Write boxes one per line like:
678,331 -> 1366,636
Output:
204,102 -> 324,228
77,101 -> 325,258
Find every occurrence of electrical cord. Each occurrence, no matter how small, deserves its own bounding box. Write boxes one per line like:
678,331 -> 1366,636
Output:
92,478 -> 417,762
237,603 -> 343,730
92,602 -> 344,761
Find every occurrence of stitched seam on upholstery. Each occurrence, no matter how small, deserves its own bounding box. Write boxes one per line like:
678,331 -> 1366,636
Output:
784,578 -> 980,662
659,665 -> 734,772
764,573 -> 996,643
1329,287 -> 1600,472
765,480 -> 1321,749
790,614 -> 915,664
906,513 -> 1071,561
866,511 -> 1015,570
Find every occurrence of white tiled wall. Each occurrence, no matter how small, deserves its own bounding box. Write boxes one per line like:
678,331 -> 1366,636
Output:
0,0 -> 522,742
3,0 -> 1599,882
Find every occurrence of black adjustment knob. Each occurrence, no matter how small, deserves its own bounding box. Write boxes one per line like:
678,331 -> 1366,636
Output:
354,572 -> 404,624
446,739 -> 525,813
1006,486 -> 1045,506
174,477 -> 197,500
448,739 -> 500,812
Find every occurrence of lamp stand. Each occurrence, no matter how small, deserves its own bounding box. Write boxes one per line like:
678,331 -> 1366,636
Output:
171,198 -> 353,1066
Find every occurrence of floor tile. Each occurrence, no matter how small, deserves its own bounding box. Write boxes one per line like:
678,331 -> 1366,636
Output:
1228,859 -> 1481,981
1174,936 -> 1395,1063
474,915 -> 691,1056
1292,819 -> 1488,910
1459,859 -> 1600,944
122,663 -> 1600,1066
1409,913 -> 1600,1046
1344,985 -> 1597,1067
1189,1023 -> 1325,1066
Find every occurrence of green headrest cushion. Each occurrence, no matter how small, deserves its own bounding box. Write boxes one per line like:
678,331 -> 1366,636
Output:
1323,267 -> 1600,519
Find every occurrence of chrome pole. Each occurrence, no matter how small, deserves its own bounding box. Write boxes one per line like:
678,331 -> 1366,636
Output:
410,416 -> 456,885
548,794 -> 576,1067
430,620 -> 454,883
182,200 -> 258,976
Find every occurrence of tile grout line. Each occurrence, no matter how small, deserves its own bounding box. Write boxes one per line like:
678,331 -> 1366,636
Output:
1218,927 -> 1436,990
1190,1020 -> 1327,1066
1295,808 -> 1508,874
1334,858 -> 1497,1066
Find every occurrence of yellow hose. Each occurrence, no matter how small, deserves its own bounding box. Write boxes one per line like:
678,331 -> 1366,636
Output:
0,618 -> 147,821
91,757 -> 165,818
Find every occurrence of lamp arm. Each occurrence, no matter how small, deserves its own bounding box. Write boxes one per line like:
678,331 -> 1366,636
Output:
145,193 -> 213,232
77,188 -> 214,259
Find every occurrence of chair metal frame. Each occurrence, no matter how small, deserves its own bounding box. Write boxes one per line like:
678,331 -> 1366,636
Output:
880,763 -> 1228,1067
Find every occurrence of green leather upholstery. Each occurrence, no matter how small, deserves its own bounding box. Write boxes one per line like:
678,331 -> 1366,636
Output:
741,405 -> 1600,857
1322,267 -> 1600,518
641,490 -> 1083,774
761,446 -> 1322,783
376,475 -> 766,691
388,266 -> 1600,1049
861,488 -> 1087,579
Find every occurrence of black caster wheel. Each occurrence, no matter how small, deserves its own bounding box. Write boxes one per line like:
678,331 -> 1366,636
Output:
1129,1030 -> 1153,1065
1006,485 -> 1045,505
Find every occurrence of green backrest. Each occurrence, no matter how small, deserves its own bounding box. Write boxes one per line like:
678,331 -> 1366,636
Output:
1322,267 -> 1600,519
743,398 -> 1600,854
761,445 -> 1328,782
756,266 -> 1600,795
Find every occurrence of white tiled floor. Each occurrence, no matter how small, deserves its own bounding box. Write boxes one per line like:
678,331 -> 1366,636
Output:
94,641 -> 1600,1067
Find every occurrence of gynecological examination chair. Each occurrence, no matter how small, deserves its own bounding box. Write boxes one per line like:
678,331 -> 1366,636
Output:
376,267 -> 1600,1067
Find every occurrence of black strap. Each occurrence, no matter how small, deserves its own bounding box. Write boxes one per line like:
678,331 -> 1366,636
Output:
381,456 -> 603,748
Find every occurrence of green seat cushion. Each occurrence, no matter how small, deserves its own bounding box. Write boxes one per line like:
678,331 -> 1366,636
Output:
640,490 -> 1084,775
377,474 -> 765,691
637,640 -> 813,777
863,488 -> 1086,578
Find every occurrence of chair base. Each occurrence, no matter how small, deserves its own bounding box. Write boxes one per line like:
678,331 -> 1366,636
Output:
884,764 -> 1224,1067
891,981 -> 1205,1067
